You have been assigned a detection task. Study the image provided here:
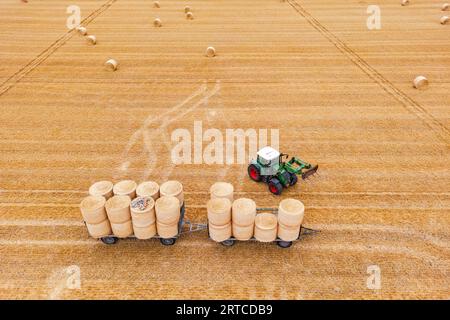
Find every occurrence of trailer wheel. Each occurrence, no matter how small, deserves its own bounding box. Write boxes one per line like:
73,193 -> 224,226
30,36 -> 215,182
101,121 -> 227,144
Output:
277,241 -> 292,248
160,238 -> 176,246
268,178 -> 283,195
221,239 -> 235,247
101,236 -> 118,245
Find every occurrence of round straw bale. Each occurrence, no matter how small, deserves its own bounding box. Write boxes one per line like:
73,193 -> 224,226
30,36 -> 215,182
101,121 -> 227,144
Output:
133,223 -> 156,239
105,58 -> 118,71
232,198 -> 256,227
113,180 -> 137,199
232,223 -> 254,241
160,180 -> 184,206
442,3 -> 449,11
156,220 -> 179,238
155,196 -> 181,224
154,1 -> 160,8
186,12 -> 194,20
184,6 -> 191,13
278,198 -> 305,227
401,0 -> 409,6
440,15 -> 449,24
277,221 -> 301,241
154,18 -> 162,27
105,195 -> 132,223
207,198 -> 232,226
111,220 -> 133,238
86,35 -> 96,45
136,181 -> 160,200
76,26 -> 87,35
254,213 -> 278,242
209,222 -> 232,242
413,75 -> 429,89
80,195 -> 107,224
130,196 -> 156,227
210,182 -> 234,202
205,46 -> 216,57
86,220 -> 112,238
89,181 -> 113,199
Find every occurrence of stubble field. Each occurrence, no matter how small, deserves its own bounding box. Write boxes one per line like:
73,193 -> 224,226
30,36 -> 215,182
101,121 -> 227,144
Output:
0,0 -> 449,299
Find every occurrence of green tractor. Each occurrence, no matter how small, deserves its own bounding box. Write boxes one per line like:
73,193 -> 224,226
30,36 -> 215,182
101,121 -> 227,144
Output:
247,146 -> 318,195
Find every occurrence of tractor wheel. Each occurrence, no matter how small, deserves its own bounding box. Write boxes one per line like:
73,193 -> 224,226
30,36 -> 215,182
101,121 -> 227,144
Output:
248,164 -> 262,182
101,236 -> 118,245
289,173 -> 298,186
268,178 -> 283,195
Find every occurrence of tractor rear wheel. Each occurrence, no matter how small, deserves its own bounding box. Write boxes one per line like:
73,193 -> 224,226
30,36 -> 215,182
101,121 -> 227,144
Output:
248,164 -> 262,182
268,178 -> 283,195
289,173 -> 298,186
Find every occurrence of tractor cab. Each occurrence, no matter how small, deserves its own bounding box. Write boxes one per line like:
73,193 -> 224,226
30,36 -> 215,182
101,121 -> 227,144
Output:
256,146 -> 280,176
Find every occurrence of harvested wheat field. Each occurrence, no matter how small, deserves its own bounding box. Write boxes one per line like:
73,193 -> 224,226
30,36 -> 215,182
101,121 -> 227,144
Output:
0,0 -> 449,300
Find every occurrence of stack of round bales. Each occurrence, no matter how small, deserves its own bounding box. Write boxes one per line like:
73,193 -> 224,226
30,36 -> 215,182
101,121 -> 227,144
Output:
105,195 -> 133,238
155,196 -> 181,238
277,199 -> 304,241
232,198 -> 256,240
80,196 -> 112,238
207,197 -> 232,242
130,196 -> 156,239
160,180 -> 184,207
136,181 -> 160,200
208,182 -> 234,242
89,181 -> 114,199
113,180 -> 137,199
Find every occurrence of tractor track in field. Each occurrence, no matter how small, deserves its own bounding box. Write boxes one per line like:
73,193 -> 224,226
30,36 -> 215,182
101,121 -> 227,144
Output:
0,0 -> 118,98
287,0 -> 450,146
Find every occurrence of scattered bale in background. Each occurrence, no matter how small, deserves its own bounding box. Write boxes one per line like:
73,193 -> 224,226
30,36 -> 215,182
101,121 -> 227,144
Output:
184,6 -> 191,13
105,59 -> 118,71
440,15 -> 449,24
442,3 -> 449,11
154,18 -> 162,27
154,1 -> 160,8
413,75 -> 429,89
86,35 -> 96,45
186,12 -> 194,20
205,46 -> 216,57
113,180 -> 137,199
89,181 -> 114,199
76,26 -> 87,35
401,0 -> 409,6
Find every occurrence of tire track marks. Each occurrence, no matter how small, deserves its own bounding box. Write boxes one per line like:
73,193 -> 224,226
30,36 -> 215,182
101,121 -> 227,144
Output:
287,0 -> 450,145
0,0 -> 118,98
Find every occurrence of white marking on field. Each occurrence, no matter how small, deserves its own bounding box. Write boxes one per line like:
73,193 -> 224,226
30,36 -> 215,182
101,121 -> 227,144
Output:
116,81 -> 221,181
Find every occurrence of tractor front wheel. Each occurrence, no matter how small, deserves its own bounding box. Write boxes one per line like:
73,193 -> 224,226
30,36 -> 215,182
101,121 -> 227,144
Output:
268,178 -> 283,195
289,173 -> 298,186
248,164 -> 262,182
